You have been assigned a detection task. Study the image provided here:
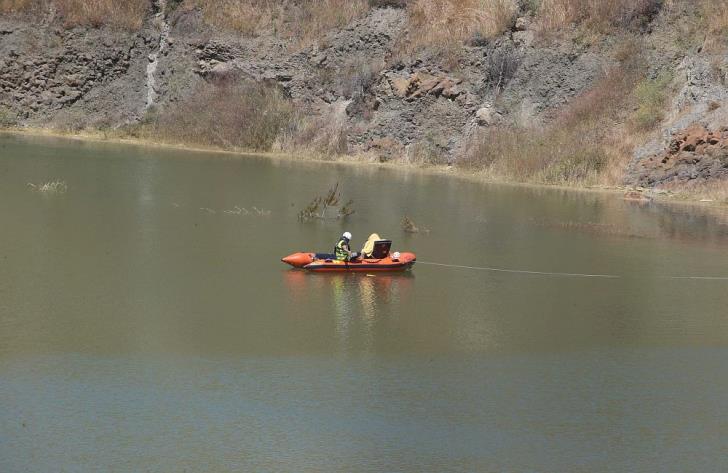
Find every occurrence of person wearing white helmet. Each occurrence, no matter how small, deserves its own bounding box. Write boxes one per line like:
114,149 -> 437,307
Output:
334,231 -> 357,262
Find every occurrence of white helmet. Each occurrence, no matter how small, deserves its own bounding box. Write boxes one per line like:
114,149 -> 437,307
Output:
342,232 -> 352,240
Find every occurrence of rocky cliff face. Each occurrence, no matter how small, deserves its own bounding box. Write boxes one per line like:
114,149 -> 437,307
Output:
625,54 -> 728,189
1,3 -> 726,190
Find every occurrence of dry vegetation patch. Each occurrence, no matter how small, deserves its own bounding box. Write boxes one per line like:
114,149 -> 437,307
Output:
0,0 -> 42,14
55,0 -> 149,29
1,0 -> 149,29
284,110 -> 349,158
463,44 -> 649,185
191,0 -> 370,47
533,0 -> 662,35
127,76 -> 355,158
629,74 -> 673,131
404,0 -> 517,52
137,79 -> 298,152
699,0 -> 728,50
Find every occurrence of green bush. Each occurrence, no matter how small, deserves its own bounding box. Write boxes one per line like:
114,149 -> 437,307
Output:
631,74 -> 672,131
0,106 -> 18,127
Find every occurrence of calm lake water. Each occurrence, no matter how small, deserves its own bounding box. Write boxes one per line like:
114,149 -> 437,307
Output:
2,133 -> 728,472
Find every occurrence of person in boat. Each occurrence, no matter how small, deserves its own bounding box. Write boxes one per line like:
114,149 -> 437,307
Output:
335,231 -> 358,262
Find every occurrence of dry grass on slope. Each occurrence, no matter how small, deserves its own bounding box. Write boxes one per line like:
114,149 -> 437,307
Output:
462,42 -> 654,185
461,82 -> 627,186
534,0 -> 662,35
191,0 -> 370,47
405,0 -> 517,51
56,0 -> 149,29
699,0 -> 728,50
0,0 -> 149,30
137,79 -> 299,152
130,77 -> 353,158
0,0 -> 40,13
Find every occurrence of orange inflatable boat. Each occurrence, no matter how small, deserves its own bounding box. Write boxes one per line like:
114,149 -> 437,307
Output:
282,239 -> 416,272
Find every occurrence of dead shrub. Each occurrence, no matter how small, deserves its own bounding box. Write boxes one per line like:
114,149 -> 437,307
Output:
315,58 -> 385,100
401,216 -> 422,233
485,43 -> 520,93
149,79 -> 298,151
298,183 -> 355,222
340,59 -> 385,100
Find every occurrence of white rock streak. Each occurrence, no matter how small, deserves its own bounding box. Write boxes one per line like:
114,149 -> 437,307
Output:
146,0 -> 170,109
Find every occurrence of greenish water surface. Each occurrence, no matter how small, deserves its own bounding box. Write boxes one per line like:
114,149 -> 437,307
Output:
2,133 -> 728,472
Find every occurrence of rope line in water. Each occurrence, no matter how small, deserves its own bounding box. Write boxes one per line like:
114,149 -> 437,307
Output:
664,276 -> 728,281
416,261 -> 621,279
417,261 -> 728,281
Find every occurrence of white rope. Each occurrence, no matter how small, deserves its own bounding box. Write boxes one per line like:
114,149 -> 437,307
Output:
664,276 -> 728,281
416,261 -> 621,279
417,261 -> 728,281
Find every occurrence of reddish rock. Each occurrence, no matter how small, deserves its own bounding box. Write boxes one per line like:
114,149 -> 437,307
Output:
442,84 -> 462,99
413,73 -> 440,96
430,78 -> 453,96
628,124 -> 728,187
390,72 -> 463,99
624,190 -> 652,202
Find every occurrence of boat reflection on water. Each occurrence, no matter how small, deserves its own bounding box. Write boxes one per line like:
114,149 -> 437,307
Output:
282,270 -> 415,353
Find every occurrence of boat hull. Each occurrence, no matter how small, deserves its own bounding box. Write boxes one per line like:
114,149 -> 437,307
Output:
282,252 -> 416,272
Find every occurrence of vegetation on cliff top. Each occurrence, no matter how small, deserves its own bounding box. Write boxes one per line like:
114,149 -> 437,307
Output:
189,0 -> 370,47
3,0 -> 725,48
0,0 -> 148,30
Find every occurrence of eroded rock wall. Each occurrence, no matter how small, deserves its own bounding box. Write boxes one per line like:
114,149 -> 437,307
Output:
0,6 -> 611,147
1,3 -> 726,189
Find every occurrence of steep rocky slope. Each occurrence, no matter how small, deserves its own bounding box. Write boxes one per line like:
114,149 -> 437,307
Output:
1,1 -> 726,193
